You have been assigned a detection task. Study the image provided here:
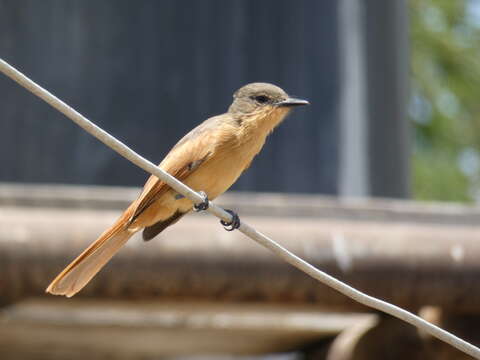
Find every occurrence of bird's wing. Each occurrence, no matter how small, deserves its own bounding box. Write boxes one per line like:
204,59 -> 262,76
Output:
129,115 -> 226,223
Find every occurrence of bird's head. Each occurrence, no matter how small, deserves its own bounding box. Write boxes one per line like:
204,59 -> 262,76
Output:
228,83 -> 309,123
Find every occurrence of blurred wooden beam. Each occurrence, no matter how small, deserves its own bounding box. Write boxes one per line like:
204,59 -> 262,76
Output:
0,299 -> 372,358
1,184 -> 480,311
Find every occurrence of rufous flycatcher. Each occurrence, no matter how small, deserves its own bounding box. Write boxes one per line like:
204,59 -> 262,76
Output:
46,82 -> 308,297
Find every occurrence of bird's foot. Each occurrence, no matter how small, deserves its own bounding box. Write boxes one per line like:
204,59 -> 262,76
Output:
221,209 -> 241,231
193,191 -> 209,212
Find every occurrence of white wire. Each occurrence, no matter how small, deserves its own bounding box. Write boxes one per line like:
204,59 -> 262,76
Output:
1,57 -> 479,359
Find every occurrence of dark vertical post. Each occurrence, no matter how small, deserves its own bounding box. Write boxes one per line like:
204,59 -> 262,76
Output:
338,0 -> 410,199
365,0 -> 410,198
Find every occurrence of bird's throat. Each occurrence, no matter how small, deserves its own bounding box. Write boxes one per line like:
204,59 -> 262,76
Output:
238,106 -> 291,141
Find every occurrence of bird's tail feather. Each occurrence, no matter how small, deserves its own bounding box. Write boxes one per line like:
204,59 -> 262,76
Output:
46,208 -> 135,297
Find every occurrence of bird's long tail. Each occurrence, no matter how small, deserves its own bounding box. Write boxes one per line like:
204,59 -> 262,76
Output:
46,208 -> 136,297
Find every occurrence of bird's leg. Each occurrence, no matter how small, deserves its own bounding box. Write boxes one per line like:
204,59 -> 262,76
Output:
221,209 -> 241,231
193,191 -> 209,212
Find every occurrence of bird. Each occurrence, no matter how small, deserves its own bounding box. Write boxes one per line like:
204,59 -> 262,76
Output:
46,82 -> 309,297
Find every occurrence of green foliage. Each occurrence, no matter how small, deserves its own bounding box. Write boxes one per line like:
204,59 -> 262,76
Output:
413,151 -> 471,202
410,0 -> 480,202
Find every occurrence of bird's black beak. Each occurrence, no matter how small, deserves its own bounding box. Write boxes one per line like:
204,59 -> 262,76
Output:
277,97 -> 310,107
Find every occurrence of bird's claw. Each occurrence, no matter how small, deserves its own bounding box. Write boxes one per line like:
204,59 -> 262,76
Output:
221,209 -> 241,231
193,191 -> 209,212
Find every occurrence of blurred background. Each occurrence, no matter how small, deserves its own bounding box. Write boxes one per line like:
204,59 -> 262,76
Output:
1,0 -> 480,359
2,0 -> 480,204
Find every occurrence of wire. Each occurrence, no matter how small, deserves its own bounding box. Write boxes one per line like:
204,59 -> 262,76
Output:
1,57 -> 479,359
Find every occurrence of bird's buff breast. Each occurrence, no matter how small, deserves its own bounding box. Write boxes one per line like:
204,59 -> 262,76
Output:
183,136 -> 265,200
177,108 -> 287,207
149,108 -> 288,221
139,137 -> 264,227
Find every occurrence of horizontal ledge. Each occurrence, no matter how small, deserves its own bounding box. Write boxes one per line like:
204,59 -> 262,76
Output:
1,182 -> 479,225
0,299 -> 373,356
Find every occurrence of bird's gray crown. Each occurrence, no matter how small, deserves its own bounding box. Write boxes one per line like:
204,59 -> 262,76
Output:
229,82 -> 288,114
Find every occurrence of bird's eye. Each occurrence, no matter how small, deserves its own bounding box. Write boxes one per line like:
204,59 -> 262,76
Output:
252,95 -> 270,104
